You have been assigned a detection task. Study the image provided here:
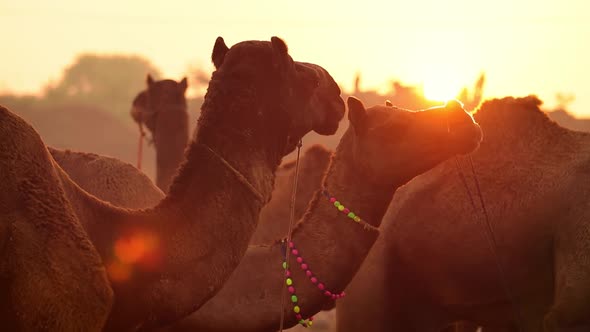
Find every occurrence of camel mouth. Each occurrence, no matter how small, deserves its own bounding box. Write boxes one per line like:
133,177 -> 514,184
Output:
449,122 -> 483,155
313,97 -> 345,135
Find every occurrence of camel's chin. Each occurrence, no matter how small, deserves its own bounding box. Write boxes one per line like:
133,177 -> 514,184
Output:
313,121 -> 340,136
283,140 -> 298,155
450,124 -> 483,155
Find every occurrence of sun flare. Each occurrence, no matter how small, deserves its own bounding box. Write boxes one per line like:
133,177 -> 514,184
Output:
422,76 -> 463,102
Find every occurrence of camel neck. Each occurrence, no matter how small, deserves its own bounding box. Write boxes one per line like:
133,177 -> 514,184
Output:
153,105 -> 189,193
57,118 -> 281,330
286,135 -> 397,308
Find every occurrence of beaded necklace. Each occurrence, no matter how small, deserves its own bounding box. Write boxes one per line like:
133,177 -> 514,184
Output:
280,189 -> 371,327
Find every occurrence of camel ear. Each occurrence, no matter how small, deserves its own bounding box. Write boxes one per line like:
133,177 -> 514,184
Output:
271,36 -> 292,71
147,74 -> 155,87
212,37 -> 229,69
347,96 -> 368,136
180,77 -> 188,92
385,100 -> 393,107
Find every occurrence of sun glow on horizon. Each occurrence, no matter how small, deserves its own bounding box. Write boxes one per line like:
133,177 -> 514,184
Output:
422,77 -> 463,103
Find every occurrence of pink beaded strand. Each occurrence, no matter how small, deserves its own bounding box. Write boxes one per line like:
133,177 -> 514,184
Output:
281,240 -> 314,327
288,241 -> 346,300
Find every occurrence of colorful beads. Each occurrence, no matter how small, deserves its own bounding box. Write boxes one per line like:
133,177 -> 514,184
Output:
280,240 -> 314,328
323,189 -> 367,226
286,241 -> 346,301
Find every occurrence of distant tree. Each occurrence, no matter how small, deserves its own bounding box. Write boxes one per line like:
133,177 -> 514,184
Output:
555,92 -> 575,111
186,64 -> 211,96
43,54 -> 162,119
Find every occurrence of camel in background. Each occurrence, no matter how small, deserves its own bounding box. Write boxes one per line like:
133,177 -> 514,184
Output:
0,36 -> 344,331
130,77 -> 189,192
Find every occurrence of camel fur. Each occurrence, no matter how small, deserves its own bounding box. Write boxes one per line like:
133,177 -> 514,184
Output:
0,106 -> 113,331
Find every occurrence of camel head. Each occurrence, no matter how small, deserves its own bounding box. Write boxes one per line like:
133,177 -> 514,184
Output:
346,97 -> 483,186
209,36 -> 344,154
130,76 -> 188,144
295,62 -> 345,136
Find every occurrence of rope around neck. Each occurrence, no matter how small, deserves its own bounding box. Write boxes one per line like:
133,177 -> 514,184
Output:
137,122 -> 146,170
453,156 -> 525,332
200,143 -> 265,203
279,138 -> 304,332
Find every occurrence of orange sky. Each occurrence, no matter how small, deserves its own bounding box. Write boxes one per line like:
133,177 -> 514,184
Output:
1,0 -> 589,116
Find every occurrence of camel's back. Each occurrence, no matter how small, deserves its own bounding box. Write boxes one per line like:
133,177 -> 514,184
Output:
49,148 -> 164,209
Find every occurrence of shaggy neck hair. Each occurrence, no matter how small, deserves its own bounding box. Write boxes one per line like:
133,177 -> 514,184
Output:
165,69 -> 291,204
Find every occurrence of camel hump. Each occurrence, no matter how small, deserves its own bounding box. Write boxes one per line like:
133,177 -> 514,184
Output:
0,105 -> 47,160
50,148 -> 164,208
305,143 -> 331,156
302,144 -> 332,166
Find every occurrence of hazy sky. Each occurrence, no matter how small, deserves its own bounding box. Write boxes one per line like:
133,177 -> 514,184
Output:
2,0 -> 589,115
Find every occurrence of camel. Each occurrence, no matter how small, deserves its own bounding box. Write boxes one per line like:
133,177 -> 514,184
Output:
336,96 -> 590,332
1,36 -> 345,331
130,76 -> 189,192
160,96 -> 483,332
0,106 -> 113,331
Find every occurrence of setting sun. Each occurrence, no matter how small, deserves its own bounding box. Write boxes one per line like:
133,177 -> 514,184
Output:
422,77 -> 463,102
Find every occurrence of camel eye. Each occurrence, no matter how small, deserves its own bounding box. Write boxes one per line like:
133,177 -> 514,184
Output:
370,119 -> 408,141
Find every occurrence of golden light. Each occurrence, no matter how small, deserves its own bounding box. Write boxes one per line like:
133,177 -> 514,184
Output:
422,74 -> 463,103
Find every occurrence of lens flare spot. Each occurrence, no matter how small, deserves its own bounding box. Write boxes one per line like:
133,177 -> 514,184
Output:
114,231 -> 160,264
